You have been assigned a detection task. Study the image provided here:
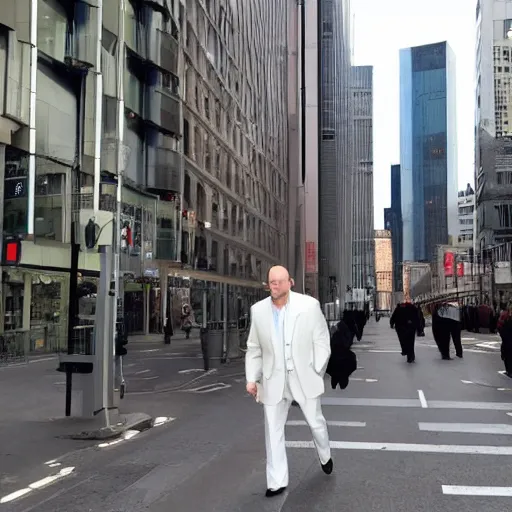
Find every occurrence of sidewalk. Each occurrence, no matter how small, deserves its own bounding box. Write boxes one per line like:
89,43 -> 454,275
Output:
0,334 -> 244,495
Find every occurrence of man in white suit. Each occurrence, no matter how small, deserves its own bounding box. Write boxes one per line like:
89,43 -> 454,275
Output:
245,265 -> 333,497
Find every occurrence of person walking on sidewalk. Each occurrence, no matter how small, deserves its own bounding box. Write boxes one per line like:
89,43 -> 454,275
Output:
245,265 -> 333,498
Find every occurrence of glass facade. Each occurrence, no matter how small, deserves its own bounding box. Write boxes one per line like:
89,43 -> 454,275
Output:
400,41 -> 458,262
318,0 -> 354,305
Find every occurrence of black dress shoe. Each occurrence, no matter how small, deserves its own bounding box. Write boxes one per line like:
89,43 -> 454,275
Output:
266,487 -> 286,497
321,458 -> 333,475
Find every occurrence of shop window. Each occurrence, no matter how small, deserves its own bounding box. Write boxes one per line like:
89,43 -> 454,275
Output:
38,0 -> 68,62
3,282 -> 24,331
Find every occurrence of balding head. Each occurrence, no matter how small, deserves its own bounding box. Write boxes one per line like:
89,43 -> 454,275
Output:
267,265 -> 292,304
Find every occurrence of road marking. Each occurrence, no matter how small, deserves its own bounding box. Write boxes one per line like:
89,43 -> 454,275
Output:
461,380 -> 474,384
98,429 -> 139,448
0,488 -> 32,504
286,440 -> 512,455
351,378 -> 378,383
367,350 -> 402,353
139,349 -> 161,353
153,416 -> 175,427
135,369 -> 151,375
418,390 -> 428,408
322,397 -> 512,410
0,467 -> 75,504
442,485 -> 512,497
28,357 -> 57,364
131,375 -> 159,380
419,422 -> 512,435
287,420 -> 366,427
476,342 -> 500,350
185,382 -> 231,393
178,368 -> 206,374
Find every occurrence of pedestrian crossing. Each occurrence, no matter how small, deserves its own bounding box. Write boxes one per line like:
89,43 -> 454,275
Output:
285,382 -> 512,503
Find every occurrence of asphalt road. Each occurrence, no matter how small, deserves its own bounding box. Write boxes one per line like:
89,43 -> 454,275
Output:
3,321 -> 512,511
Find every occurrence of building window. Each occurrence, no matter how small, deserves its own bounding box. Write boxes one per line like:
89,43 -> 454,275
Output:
322,128 -> 335,140
37,0 -> 68,62
34,171 -> 65,242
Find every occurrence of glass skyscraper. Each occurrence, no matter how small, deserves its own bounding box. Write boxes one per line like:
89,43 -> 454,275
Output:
399,41 -> 458,263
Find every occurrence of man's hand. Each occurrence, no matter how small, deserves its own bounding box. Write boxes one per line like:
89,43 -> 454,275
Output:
246,382 -> 257,397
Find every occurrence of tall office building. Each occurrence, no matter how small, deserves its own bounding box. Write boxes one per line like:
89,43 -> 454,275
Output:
0,0 -> 291,340
399,41 -> 458,262
351,65 -> 374,290
475,0 -> 512,249
384,164 -> 403,292
312,0 -> 353,305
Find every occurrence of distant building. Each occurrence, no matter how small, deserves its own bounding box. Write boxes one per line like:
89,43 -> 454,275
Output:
374,230 -> 393,311
351,65 -> 374,290
400,41 -> 458,261
384,164 -> 403,292
474,0 -> 512,248
458,183 -> 475,247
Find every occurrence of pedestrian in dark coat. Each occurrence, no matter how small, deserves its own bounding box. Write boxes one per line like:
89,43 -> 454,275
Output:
498,305 -> 512,377
326,320 -> 357,389
390,302 -> 420,363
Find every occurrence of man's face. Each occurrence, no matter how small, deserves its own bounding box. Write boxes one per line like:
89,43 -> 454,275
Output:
268,269 -> 291,301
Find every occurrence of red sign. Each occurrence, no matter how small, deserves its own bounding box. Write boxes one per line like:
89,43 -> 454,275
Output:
444,251 -> 454,277
4,240 -> 21,265
305,241 -> 317,273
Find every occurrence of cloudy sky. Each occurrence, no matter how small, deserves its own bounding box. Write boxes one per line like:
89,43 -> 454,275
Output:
352,0 -> 476,229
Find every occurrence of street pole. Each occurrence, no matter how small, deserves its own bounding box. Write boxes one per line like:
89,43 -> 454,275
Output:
65,222 -> 80,416
112,0 -> 126,397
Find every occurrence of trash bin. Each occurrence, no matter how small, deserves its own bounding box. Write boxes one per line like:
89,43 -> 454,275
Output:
227,328 -> 241,360
207,321 -> 224,366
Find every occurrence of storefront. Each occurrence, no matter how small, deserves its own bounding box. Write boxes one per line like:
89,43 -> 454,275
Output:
1,267 -> 69,355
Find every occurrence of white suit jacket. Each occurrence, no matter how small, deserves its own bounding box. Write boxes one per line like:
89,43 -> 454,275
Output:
245,291 -> 331,406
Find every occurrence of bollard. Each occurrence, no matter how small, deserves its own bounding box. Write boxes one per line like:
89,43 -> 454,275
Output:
200,326 -> 209,371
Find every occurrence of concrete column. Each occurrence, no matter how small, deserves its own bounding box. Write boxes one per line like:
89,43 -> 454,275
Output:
188,116 -> 195,160
204,185 -> 213,224
205,231 -> 212,269
217,240 -> 225,275
227,200 -> 233,236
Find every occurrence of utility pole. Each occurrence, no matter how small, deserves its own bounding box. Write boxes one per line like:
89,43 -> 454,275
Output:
112,0 -> 126,377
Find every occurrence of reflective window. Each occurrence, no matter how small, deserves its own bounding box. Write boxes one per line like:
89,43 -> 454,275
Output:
34,158 -> 67,242
3,147 -> 29,236
38,0 -> 67,62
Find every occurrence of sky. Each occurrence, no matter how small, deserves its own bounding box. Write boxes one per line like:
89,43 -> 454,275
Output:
352,0 -> 477,229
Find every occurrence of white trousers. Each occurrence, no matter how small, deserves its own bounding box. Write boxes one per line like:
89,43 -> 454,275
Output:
263,369 -> 331,490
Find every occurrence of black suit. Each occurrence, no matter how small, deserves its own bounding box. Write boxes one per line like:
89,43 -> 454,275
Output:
326,320 -> 357,389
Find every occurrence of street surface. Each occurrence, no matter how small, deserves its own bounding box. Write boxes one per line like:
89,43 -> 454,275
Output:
3,321 -> 512,511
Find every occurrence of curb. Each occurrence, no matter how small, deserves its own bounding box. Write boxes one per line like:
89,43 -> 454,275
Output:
60,412 -> 154,441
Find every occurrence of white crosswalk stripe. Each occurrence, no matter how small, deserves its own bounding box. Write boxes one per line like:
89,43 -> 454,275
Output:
285,375 -> 512,502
